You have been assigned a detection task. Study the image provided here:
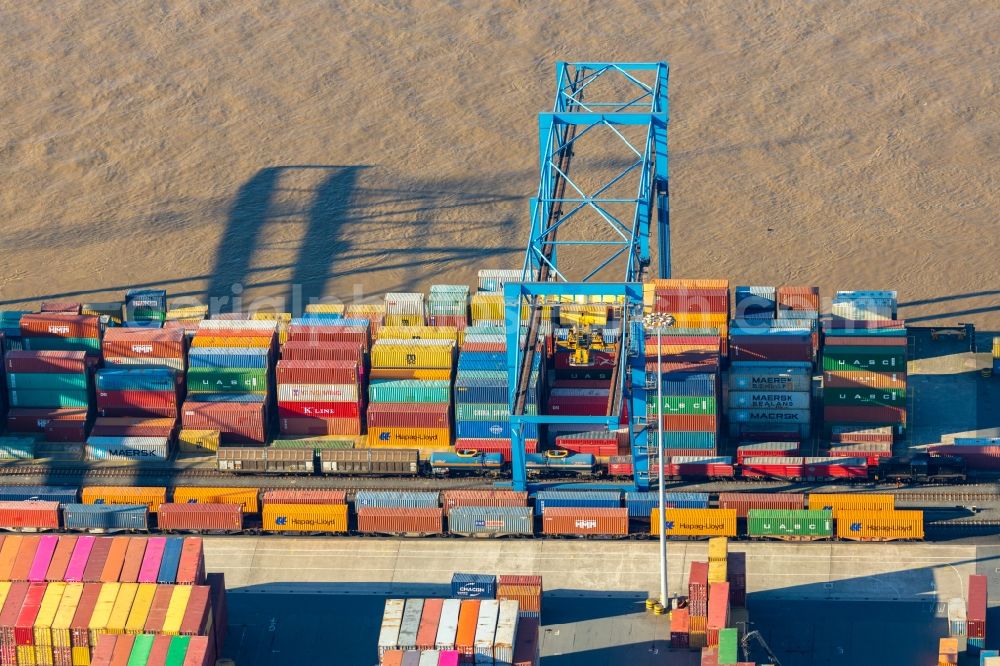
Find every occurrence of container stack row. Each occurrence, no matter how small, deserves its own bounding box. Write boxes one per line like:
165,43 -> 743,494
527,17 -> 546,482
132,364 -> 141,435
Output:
822,291 -> 906,439
90,634 -> 213,666
377,597 -> 537,666
180,320 -> 277,445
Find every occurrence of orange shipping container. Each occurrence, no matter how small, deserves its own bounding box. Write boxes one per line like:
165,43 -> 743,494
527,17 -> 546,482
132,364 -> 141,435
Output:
651,509 -> 737,537
356,508 -> 442,536
100,538 -> 130,583
82,487 -> 167,513
455,600 -> 481,660
807,493 -> 894,515
46,536 -> 78,582
119,539 -> 147,584
0,536 -> 20,580
415,598 -> 443,650
172,488 -> 259,514
542,508 -> 629,536
836,510 -> 924,541
11,535 -> 41,581
261,504 -> 347,533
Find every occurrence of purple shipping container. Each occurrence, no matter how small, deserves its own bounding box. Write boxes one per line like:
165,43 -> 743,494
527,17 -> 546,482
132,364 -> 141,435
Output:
138,537 -> 166,583
65,535 -> 95,582
28,535 -> 59,582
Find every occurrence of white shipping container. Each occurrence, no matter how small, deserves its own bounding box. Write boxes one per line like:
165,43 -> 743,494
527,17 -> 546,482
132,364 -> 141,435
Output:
728,391 -> 811,410
276,384 -> 359,402
435,598 -> 462,651
378,599 -> 405,657
397,598 -> 424,651
418,651 -> 440,666
947,597 -> 967,637
85,436 -> 171,461
474,600 -> 500,664
493,600 -> 519,666
197,319 -> 278,331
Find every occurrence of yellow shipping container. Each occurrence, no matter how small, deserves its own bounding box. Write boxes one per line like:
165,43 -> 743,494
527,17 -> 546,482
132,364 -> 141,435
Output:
34,644 -> 52,666
71,646 -> 91,665
82,487 -> 167,513
377,326 -> 459,342
164,305 -> 208,321
808,493 -> 894,514
106,583 -> 139,634
688,615 -> 707,633
162,585 -> 193,636
993,337 -> 1000,358
0,582 -> 11,615
650,508 -> 737,537
370,341 -> 455,369
707,560 -> 727,584
707,537 -> 728,563
304,304 -> 345,315
668,313 -> 729,326
649,279 -> 730,290
51,583 -> 84,649
470,293 -> 505,321
345,303 -> 386,316
88,583 -> 121,645
383,314 -> 426,327
17,645 -> 35,666
367,427 -> 452,450
262,504 -> 349,533
124,584 -> 157,634
33,582 -> 66,646
368,368 -> 453,381
835,510 -> 924,541
172,487 -> 259,513
178,429 -> 221,454
190,335 -> 273,348
558,305 -> 609,327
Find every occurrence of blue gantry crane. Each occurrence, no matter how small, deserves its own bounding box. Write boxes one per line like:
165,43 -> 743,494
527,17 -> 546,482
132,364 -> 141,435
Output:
505,62 -> 671,492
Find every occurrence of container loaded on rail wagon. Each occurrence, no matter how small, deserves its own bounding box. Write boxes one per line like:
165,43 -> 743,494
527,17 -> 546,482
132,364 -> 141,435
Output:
0,488 -> 925,542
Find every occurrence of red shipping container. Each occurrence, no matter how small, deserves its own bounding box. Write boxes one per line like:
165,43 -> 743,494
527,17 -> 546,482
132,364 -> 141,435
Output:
44,420 -> 89,442
279,417 -> 362,436
441,490 -> 528,515
144,586 -> 175,634
968,574 -> 987,638
14,582 -> 47,645
182,635 -> 213,666
608,455 -> 634,476
651,415 -> 718,432
0,581 -> 30,657
175,537 -> 206,585
717,493 -> 805,518
280,341 -> 364,363
736,444 -> 800,463
10,536 -> 42,581
262,490 -> 347,505
90,634 -> 117,666
458,342 -> 504,353
670,607 -> 690,648
824,336 -> 908,347
158,504 -> 243,532
109,634 -> 135,666
102,328 -> 185,358
823,405 -> 906,424
654,289 -> 730,314
119,538 -> 148,583
740,457 -> 805,478
276,401 -> 361,419
276,360 -> 359,385
706,582 -> 730,646
45,536 -> 78,582
146,635 -> 173,666
0,502 -> 60,531
645,353 -> 720,374
367,403 -> 449,429
4,351 -> 90,374
356,508 -> 443,535
688,562 -> 709,616
541,508 -> 629,536
20,314 -> 100,339
776,286 -> 820,311
182,402 -> 267,444
6,408 -> 89,433
286,325 -> 369,349
179,586 -> 211,636
729,339 -> 813,363
69,583 -> 102,647
96,390 -> 178,417
82,537 -> 113,583
830,425 -> 895,444
453,438 -> 538,463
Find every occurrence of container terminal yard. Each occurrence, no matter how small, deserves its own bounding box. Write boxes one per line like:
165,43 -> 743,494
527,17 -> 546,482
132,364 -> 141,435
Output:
0,52 -> 998,665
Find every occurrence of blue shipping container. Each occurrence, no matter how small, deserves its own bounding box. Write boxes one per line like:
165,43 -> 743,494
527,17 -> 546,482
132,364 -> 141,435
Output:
96,368 -> 177,391
451,573 -> 497,599
658,373 -> 717,397
63,504 -> 149,532
454,420 -> 539,441
624,492 -> 710,518
188,348 -> 270,369
157,537 -> 184,583
535,490 -> 621,516
355,491 -> 440,509
0,486 -> 79,503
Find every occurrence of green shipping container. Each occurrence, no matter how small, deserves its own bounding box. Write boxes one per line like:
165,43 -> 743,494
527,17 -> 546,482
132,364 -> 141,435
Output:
822,387 -> 906,406
186,368 -> 268,393
747,509 -> 833,538
718,628 -> 739,665
127,634 -> 156,666
6,372 -> 88,391
368,380 -> 451,404
165,635 -> 191,666
8,389 -> 89,408
646,396 -> 716,415
22,337 -> 101,352
821,347 -> 906,372
271,438 -> 355,451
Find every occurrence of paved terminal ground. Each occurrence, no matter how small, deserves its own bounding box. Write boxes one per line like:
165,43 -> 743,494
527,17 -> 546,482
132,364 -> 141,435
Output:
205,538 -> 998,665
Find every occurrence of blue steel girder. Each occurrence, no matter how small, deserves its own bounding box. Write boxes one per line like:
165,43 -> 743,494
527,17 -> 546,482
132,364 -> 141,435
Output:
524,62 -> 670,284
503,281 -> 649,492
